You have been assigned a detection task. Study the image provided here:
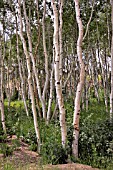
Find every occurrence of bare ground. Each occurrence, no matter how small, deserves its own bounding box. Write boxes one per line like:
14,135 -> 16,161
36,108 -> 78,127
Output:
0,135 -> 100,170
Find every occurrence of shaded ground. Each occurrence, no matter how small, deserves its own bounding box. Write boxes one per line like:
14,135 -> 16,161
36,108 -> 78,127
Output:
43,164 -> 99,170
15,163 -> 100,170
0,135 -> 99,170
0,135 -> 40,169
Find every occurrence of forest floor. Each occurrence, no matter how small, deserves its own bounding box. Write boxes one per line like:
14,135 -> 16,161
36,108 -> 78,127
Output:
0,135 -> 99,170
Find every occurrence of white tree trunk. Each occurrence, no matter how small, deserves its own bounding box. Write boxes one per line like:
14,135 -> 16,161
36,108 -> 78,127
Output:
0,33 -> 6,134
42,0 -> 49,102
33,76 -> 42,118
110,0 -> 113,123
16,15 -> 29,117
47,65 -> 54,124
59,0 -> 63,86
23,1 -> 46,119
72,0 -> 85,158
100,53 -> 108,113
17,0 -> 41,153
7,40 -> 11,109
51,0 -> 67,148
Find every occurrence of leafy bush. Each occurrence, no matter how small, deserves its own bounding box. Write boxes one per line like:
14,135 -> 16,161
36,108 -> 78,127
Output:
2,98 -> 113,169
41,141 -> 68,165
10,89 -> 19,101
79,118 -> 113,168
40,120 -> 69,165
0,143 -> 13,157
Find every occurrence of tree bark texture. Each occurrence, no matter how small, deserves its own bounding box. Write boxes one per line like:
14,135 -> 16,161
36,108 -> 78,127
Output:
59,0 -> 63,86
0,32 -> 6,134
51,0 -> 67,148
110,0 -> 113,123
15,15 -> 29,117
42,0 -> 49,102
17,0 -> 41,153
72,0 -> 85,158
23,0 -> 46,119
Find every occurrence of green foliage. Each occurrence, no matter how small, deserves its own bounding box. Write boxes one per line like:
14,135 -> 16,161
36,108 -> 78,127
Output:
4,102 -> 31,137
29,143 -> 37,151
1,97 -> 113,169
79,116 -> 113,168
2,162 -> 14,170
41,141 -> 68,165
23,126 -> 37,147
40,120 -> 68,165
0,143 -> 13,157
10,89 -> 19,101
0,134 -> 20,158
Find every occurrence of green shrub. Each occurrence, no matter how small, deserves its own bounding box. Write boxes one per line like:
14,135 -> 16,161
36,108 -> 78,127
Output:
10,89 -> 19,101
0,143 -> 13,157
41,141 -> 68,165
79,118 -> 113,168
39,120 -> 69,165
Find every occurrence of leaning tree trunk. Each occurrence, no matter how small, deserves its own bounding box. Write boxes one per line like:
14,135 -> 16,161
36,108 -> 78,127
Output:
51,0 -> 67,148
15,15 -> 29,117
23,0 -> 46,119
72,0 -> 85,158
17,0 -> 41,153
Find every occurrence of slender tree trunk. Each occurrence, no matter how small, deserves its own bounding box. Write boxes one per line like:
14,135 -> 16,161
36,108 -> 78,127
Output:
100,51 -> 108,113
63,62 -> 73,89
106,11 -> 111,50
17,0 -> 41,153
32,75 -> 42,118
51,0 -> 67,148
47,65 -> 54,124
22,1 -> 46,119
110,0 -> 113,123
42,0 -> 49,102
7,40 -> 11,109
0,33 -> 6,134
72,0 -> 85,158
59,0 -> 63,86
15,16 -> 29,117
85,75 -> 89,112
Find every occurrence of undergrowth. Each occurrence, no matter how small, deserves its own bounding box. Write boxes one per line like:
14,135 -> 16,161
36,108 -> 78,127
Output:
0,96 -> 112,169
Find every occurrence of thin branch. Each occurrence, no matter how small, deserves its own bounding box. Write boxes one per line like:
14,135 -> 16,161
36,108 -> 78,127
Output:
83,0 -> 95,41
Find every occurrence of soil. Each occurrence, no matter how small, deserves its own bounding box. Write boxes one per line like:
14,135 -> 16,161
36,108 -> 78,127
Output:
0,135 -> 100,170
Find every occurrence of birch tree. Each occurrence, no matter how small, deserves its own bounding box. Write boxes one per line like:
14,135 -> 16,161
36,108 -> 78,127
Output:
0,33 -> 6,134
59,0 -> 63,86
72,0 -> 85,158
17,0 -> 41,153
42,0 -> 49,102
51,0 -> 67,148
110,0 -> 113,123
22,0 -> 46,119
15,15 -> 29,117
